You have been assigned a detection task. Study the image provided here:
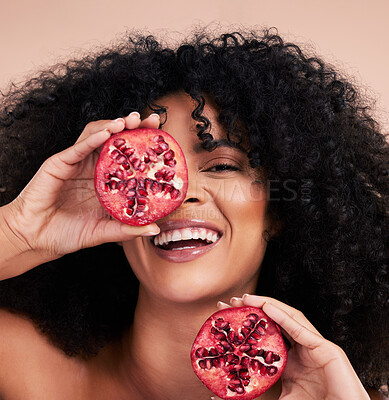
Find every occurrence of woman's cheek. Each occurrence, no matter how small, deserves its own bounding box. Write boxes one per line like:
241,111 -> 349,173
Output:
212,178 -> 268,215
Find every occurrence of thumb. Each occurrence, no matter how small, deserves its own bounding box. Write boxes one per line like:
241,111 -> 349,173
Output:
91,219 -> 160,245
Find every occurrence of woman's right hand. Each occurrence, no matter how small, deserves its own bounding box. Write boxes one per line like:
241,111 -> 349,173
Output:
0,112 -> 161,277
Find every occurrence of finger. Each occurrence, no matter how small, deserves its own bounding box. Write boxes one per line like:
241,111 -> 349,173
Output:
91,219 -> 160,245
58,129 -> 111,167
217,301 -> 232,310
76,118 -> 126,143
123,111 -> 142,130
230,296 -> 245,307
262,302 -> 323,350
28,130 -> 111,199
139,113 -> 161,129
242,294 -> 319,334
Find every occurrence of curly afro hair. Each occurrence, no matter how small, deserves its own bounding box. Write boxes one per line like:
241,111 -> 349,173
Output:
0,28 -> 388,392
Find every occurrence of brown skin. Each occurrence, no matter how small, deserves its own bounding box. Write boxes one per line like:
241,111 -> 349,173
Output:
0,93 -> 386,400
0,308 -> 385,400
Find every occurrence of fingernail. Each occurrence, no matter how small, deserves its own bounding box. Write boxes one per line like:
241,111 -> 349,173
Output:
115,118 -> 125,123
149,113 -> 160,118
128,111 -> 140,118
217,301 -> 229,307
230,297 -> 241,302
141,231 -> 160,237
242,293 -> 250,300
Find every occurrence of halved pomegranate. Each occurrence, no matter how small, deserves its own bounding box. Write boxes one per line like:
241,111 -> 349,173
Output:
95,128 -> 188,226
191,307 -> 287,399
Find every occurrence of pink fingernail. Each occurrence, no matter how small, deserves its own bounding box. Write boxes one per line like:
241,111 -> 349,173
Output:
115,118 -> 125,123
230,297 -> 241,302
141,231 -> 159,236
128,111 -> 140,118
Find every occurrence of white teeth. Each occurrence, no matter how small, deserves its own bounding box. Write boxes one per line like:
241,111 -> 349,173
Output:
172,230 -> 182,241
161,232 -> 167,245
181,229 -> 192,240
153,227 -> 220,247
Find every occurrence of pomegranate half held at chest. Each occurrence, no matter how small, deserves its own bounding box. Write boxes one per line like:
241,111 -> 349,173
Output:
191,307 -> 288,400
95,128 -> 188,226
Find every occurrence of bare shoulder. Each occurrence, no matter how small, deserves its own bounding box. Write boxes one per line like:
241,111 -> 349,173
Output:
0,309 -> 41,396
0,308 -> 87,399
368,388 -> 389,400
0,308 -> 59,385
0,307 -> 59,361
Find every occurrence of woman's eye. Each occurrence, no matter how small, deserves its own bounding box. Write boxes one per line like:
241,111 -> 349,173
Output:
206,163 -> 240,172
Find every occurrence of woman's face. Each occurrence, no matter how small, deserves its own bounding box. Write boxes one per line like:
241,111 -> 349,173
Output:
123,92 -> 272,303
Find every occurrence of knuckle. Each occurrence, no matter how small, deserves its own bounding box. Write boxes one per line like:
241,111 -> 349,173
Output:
290,324 -> 305,338
294,309 -> 306,320
72,144 -> 85,158
84,120 -> 99,130
43,155 -> 58,169
82,119 -> 115,137
81,120 -> 103,136
322,340 -> 346,357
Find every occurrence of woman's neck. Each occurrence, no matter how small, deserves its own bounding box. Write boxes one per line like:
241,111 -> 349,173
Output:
121,289 -> 224,399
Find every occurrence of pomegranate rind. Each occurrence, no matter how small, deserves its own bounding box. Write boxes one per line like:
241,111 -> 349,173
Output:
94,128 -> 188,226
191,306 -> 287,400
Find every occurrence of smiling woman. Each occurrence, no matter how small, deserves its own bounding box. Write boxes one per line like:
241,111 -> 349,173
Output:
123,93 -> 270,304
0,29 -> 388,400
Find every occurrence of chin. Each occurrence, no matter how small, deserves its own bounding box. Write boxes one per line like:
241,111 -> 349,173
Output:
123,235 -> 261,304
155,264 -> 229,303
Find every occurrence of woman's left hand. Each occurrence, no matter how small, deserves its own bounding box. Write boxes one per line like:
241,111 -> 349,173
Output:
218,295 -> 370,400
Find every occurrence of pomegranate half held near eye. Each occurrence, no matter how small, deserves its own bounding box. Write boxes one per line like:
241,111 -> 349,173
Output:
191,307 -> 287,400
95,128 -> 188,226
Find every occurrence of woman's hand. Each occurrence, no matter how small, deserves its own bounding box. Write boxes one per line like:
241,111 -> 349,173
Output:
0,112 -> 161,278
218,295 -> 370,400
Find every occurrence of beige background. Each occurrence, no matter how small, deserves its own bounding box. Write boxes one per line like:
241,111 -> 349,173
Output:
1,0 -> 388,131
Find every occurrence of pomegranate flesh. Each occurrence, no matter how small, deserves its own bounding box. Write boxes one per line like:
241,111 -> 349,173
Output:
95,128 -> 188,226
191,307 -> 287,399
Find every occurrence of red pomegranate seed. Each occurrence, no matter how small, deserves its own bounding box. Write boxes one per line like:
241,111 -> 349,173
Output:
114,138 -> 126,148
163,149 -> 175,160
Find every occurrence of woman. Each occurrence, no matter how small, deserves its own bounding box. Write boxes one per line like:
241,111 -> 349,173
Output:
0,29 -> 387,399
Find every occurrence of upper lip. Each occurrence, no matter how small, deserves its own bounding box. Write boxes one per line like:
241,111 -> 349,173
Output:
156,219 -> 223,236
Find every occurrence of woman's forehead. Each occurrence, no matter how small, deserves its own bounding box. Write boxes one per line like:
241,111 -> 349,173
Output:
147,92 -> 225,135
143,92 -> 250,157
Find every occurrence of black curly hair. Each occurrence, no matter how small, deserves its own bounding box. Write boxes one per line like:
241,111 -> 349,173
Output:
0,28 -> 388,392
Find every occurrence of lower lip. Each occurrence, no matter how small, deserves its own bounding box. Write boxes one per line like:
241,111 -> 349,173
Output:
150,238 -> 221,263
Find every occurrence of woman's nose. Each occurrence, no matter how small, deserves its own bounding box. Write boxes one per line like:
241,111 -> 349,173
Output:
181,170 -> 206,206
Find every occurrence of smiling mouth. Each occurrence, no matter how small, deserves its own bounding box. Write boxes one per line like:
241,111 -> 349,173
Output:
153,227 -> 221,251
